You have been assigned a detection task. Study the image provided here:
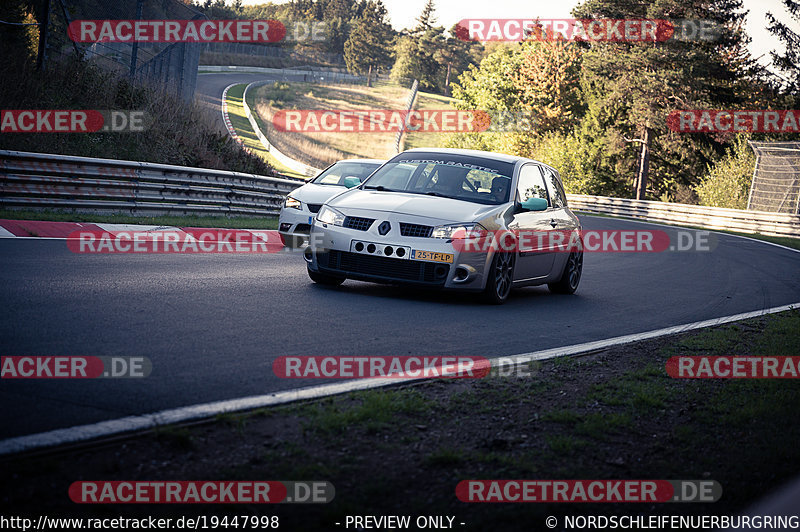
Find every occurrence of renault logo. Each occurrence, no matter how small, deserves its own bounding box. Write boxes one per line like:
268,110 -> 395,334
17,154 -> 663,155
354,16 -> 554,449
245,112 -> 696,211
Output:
378,221 -> 391,235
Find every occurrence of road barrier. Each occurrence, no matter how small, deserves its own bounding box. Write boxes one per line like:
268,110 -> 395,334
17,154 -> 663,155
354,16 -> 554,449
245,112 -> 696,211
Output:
567,194 -> 800,238
2,149 -> 797,236
0,150 -> 301,217
241,82 -> 322,177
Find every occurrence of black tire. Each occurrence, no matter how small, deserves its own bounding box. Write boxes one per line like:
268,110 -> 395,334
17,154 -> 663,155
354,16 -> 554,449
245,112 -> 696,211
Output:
307,267 -> 345,286
482,251 -> 515,304
548,250 -> 583,294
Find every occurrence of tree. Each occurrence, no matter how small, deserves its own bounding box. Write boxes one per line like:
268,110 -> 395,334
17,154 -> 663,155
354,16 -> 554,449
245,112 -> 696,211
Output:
572,0 -> 757,199
512,37 -> 583,135
435,25 -> 483,95
766,0 -> 800,93
390,0 -> 444,90
343,0 -> 394,81
414,0 -> 437,34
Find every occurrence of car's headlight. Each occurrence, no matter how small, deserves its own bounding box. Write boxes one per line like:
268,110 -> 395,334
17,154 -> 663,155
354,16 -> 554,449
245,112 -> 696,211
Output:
284,196 -> 301,210
316,205 -> 346,226
431,223 -> 486,239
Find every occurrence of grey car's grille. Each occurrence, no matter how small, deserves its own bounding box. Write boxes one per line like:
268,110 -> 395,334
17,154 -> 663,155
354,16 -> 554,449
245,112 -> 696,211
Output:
399,222 -> 433,238
319,250 -> 448,285
307,203 -> 323,213
343,216 -> 374,231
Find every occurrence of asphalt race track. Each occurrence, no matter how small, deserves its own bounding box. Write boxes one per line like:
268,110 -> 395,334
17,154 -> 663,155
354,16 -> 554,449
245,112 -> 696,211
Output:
194,72 -> 314,132
1,215 -> 799,439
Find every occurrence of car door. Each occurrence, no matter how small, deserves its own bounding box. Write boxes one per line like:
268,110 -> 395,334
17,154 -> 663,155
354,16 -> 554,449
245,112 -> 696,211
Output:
509,163 -> 556,281
541,166 -> 581,275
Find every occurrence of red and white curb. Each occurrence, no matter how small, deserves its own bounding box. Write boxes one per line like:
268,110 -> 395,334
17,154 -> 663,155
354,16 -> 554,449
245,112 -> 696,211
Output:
0,219 -> 281,243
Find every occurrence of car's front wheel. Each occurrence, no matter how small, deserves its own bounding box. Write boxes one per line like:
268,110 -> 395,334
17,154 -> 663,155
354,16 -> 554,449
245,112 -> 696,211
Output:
307,267 -> 345,286
483,251 -> 515,304
548,250 -> 583,294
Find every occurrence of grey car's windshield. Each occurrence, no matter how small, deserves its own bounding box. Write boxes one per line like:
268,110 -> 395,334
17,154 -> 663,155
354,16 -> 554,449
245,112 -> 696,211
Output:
312,161 -> 381,186
361,156 -> 513,205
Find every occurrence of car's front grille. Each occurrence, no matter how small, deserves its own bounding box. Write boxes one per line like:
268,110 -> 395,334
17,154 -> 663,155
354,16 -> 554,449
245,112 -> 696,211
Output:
399,222 -> 433,238
319,250 -> 448,284
343,216 -> 375,231
294,224 -> 311,234
307,203 -> 322,213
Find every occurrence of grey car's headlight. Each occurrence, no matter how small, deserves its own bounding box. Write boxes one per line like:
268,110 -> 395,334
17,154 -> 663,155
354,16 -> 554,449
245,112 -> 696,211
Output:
431,223 -> 486,239
317,205 -> 346,226
284,196 -> 301,210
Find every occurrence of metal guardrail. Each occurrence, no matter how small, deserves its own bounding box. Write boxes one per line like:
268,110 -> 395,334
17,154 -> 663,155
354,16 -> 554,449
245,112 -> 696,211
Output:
241,82 -> 322,178
567,194 -> 800,238
0,150 -> 301,217
2,150 -> 796,236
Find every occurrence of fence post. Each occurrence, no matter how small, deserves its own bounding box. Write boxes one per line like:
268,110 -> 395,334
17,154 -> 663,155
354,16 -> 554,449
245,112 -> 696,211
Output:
36,0 -> 50,71
129,0 -> 144,78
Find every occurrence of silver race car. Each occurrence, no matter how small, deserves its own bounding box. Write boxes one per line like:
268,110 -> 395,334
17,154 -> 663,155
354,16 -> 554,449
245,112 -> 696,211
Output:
305,148 -> 582,304
279,158 -> 383,247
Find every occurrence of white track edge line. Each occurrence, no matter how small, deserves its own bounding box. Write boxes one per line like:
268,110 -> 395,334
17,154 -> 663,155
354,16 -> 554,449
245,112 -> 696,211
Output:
1,301 -> 798,456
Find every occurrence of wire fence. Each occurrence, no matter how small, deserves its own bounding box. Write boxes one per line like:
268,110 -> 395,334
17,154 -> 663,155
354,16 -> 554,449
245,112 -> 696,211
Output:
748,141 -> 800,215
43,0 -> 204,101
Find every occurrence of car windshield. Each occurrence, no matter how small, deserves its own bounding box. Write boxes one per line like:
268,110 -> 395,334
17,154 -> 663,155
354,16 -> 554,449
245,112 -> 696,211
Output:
312,161 -> 381,186
361,154 -> 514,205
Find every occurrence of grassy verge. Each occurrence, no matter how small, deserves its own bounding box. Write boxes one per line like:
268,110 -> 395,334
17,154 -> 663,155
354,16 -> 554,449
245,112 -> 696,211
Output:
223,84 -> 308,180
403,90 -> 460,151
0,56 -> 273,176
252,82 -> 406,165
577,211 -> 800,250
0,209 -> 278,229
2,310 -> 798,529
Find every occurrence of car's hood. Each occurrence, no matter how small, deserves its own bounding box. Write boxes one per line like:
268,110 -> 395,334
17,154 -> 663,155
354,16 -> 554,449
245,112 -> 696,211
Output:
290,183 -> 347,205
327,189 -> 501,224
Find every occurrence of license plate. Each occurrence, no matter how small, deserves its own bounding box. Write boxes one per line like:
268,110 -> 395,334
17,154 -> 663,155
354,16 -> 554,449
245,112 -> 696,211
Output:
411,250 -> 454,263
308,216 -> 313,224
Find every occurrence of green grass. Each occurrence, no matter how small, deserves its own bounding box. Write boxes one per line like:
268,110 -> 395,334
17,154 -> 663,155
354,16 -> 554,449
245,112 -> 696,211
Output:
0,209 -> 278,229
224,84 -> 308,180
152,426 -> 195,450
585,363 -> 672,411
301,389 -> 431,435
403,90 -> 460,151
0,56 -> 273,176
545,434 -> 587,453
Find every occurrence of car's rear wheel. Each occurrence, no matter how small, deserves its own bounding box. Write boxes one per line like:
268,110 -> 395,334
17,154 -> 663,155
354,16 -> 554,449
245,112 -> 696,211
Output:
483,251 -> 515,304
307,267 -> 345,286
548,250 -> 583,294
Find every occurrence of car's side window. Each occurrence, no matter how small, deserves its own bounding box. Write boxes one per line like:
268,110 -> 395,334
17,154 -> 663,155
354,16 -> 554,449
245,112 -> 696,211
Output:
517,164 -> 549,205
543,167 -> 567,208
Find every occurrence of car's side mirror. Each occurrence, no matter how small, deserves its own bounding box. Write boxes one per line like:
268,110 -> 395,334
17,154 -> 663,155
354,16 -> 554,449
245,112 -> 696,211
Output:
521,197 -> 548,211
343,176 -> 361,188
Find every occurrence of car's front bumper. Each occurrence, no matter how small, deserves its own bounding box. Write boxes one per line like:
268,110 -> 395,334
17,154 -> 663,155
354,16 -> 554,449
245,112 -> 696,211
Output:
278,207 -> 316,245
307,222 -> 492,290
